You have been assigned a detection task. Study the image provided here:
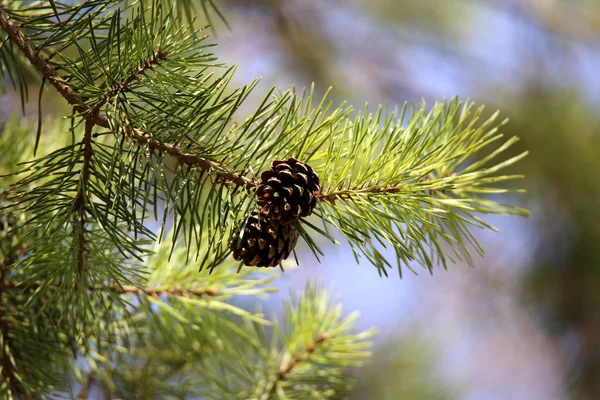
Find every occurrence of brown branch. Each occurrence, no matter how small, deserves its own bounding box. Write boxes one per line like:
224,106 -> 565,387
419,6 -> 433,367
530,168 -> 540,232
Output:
0,280 -> 219,298
129,128 -> 256,190
267,332 -> 329,399
97,49 -> 170,109
319,175 -> 454,204
111,284 -> 219,298
75,117 -> 95,276
0,5 -> 256,191
84,120 -> 255,190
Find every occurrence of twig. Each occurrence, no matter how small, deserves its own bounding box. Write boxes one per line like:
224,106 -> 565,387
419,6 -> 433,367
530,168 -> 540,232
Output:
319,185 -> 405,204
267,332 -> 329,399
0,268 -> 28,399
110,284 -> 219,298
0,280 -> 219,298
129,129 -> 256,190
97,49 -> 170,109
75,117 -> 95,276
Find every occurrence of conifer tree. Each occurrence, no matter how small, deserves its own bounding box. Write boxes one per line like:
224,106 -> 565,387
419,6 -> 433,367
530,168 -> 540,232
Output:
0,1 -> 527,398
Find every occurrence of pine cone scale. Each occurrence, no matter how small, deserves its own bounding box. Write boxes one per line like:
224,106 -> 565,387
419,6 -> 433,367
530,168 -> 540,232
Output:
230,213 -> 299,268
255,157 -> 320,224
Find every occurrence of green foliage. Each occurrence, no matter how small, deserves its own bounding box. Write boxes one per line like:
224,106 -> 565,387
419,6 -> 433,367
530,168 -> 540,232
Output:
309,98 -> 528,275
70,236 -> 374,399
0,115 -> 374,399
0,0 -> 527,398
1,0 -> 527,277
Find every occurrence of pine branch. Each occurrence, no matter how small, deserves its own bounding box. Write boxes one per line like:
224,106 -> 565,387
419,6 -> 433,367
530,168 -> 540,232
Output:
97,49 -> 170,109
0,2 -> 528,276
319,184 -> 405,204
267,332 -> 329,399
0,4 -> 381,399
113,284 -> 218,298
127,128 -> 256,190
0,281 -> 219,299
75,117 -> 95,277
319,175 -> 454,203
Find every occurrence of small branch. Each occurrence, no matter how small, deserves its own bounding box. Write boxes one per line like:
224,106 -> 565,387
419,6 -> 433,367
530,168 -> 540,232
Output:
76,372 -> 95,400
111,284 -> 219,298
129,128 -> 256,190
85,119 -> 255,190
0,280 -> 219,298
75,117 -> 95,276
319,185 -> 404,204
267,332 -> 329,399
319,176 -> 455,204
97,49 -> 170,108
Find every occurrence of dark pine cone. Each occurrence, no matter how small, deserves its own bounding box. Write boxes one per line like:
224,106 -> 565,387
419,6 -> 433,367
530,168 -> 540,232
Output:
255,158 -> 320,224
231,213 -> 299,267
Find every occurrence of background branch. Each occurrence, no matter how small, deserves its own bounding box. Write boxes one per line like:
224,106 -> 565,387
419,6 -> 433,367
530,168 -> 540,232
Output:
267,332 -> 329,398
0,281 -> 219,298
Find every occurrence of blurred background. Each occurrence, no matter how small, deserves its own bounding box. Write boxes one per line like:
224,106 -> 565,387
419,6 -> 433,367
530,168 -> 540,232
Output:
205,1 -> 600,399
2,0 -> 600,399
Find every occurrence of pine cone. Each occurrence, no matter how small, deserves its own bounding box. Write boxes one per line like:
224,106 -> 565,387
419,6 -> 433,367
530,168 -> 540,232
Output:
255,158 -> 320,224
231,213 -> 299,267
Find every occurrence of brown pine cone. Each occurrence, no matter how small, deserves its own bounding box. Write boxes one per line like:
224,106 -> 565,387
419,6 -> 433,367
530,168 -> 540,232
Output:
255,158 -> 320,224
230,213 -> 299,267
